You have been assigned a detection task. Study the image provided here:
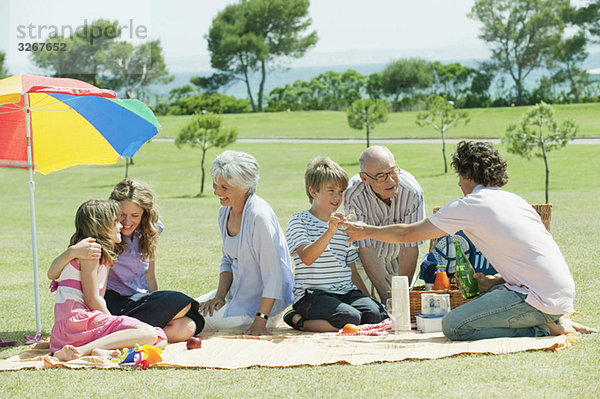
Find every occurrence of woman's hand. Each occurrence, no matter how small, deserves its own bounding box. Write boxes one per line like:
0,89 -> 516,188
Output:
245,318 -> 270,336
47,238 -> 102,280
197,296 -> 226,317
71,238 -> 102,260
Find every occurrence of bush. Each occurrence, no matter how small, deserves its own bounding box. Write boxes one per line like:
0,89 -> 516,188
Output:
491,97 -> 511,107
394,93 -> 427,112
463,93 -> 492,109
169,93 -> 250,115
152,101 -> 171,116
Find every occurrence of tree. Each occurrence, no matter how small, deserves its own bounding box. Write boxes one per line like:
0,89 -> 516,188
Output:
469,0 -> 567,105
0,50 -> 9,78
104,40 -> 172,99
464,67 -> 494,108
416,95 -> 470,173
175,113 -> 238,195
30,19 -> 170,96
30,19 -> 120,86
547,32 -> 589,103
365,73 -> 383,100
309,70 -> 366,110
346,99 -> 390,148
266,83 -> 301,111
567,0 -> 600,42
265,69 -> 371,112
207,0 -> 317,112
589,1 -> 600,40
381,58 -> 434,111
190,72 -> 234,93
503,102 -> 577,203
168,85 -> 196,103
169,93 -> 249,115
545,2 -> 597,104
431,62 -> 477,104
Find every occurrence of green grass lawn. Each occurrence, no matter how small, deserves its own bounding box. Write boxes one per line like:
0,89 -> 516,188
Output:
1,140 -> 599,397
157,102 -> 600,139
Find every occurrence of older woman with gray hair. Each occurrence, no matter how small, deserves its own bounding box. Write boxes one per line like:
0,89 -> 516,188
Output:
196,150 -> 294,335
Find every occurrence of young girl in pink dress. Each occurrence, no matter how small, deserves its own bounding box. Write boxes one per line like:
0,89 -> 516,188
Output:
49,178 -> 204,343
49,199 -> 166,361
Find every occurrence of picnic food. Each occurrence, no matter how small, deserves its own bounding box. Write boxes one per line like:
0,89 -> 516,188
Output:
186,337 -> 202,350
342,323 -> 359,333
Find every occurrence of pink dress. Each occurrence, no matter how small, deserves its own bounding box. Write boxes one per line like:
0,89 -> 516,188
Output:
49,260 -> 150,353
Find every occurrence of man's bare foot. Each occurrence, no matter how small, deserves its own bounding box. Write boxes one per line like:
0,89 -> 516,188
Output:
54,345 -> 81,361
90,348 -> 122,359
547,316 -> 597,336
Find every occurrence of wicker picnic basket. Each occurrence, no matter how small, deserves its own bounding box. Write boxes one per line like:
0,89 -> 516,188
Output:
408,286 -> 472,323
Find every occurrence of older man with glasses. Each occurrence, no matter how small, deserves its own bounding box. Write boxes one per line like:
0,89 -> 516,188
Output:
343,145 -> 425,302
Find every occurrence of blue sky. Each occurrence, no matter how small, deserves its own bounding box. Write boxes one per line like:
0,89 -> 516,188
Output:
1,0 -> 492,74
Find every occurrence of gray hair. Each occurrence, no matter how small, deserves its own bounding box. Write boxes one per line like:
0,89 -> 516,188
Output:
358,145 -> 394,171
210,150 -> 260,195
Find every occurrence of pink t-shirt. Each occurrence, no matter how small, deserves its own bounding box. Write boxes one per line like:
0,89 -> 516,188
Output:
428,185 -> 574,315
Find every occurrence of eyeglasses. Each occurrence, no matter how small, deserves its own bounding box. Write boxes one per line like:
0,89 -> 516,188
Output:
361,167 -> 400,183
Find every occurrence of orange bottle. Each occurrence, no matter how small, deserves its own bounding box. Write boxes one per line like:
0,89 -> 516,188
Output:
433,265 -> 451,291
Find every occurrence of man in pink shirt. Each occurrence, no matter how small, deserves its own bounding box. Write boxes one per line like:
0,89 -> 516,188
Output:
343,141 -> 596,340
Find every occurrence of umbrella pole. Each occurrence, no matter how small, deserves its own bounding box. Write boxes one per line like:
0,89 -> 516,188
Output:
24,94 -> 42,335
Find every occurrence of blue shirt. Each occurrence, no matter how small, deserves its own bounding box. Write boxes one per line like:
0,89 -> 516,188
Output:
218,194 -> 294,318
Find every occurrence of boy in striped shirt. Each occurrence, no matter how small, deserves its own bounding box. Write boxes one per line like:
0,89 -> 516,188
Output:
284,157 -> 388,332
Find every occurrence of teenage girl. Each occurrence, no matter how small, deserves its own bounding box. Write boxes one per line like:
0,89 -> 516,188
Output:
49,179 -> 203,342
49,199 -> 166,361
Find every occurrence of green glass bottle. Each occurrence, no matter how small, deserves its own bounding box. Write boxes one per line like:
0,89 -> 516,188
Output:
453,241 -> 479,299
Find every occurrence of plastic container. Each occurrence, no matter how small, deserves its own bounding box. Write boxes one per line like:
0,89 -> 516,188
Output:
415,313 -> 444,333
391,276 -> 411,330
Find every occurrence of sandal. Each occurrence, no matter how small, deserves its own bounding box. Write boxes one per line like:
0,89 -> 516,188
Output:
24,333 -> 43,345
0,338 -> 17,347
283,310 -> 305,330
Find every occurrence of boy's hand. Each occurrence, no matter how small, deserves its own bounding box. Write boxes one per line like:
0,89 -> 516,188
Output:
328,212 -> 346,234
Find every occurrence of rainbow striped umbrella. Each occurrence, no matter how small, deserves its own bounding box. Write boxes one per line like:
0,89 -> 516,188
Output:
0,74 -> 160,337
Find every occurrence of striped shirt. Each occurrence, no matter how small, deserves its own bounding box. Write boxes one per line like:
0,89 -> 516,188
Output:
286,210 -> 359,303
55,260 -> 107,307
343,171 -> 426,275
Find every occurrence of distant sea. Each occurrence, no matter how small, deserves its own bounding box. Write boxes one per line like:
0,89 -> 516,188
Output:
146,52 -> 600,103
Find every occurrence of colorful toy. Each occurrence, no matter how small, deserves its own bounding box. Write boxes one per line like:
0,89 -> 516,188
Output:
112,344 -> 163,369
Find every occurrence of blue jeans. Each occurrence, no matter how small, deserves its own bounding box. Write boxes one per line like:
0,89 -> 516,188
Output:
293,289 -> 388,329
442,285 -> 561,341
